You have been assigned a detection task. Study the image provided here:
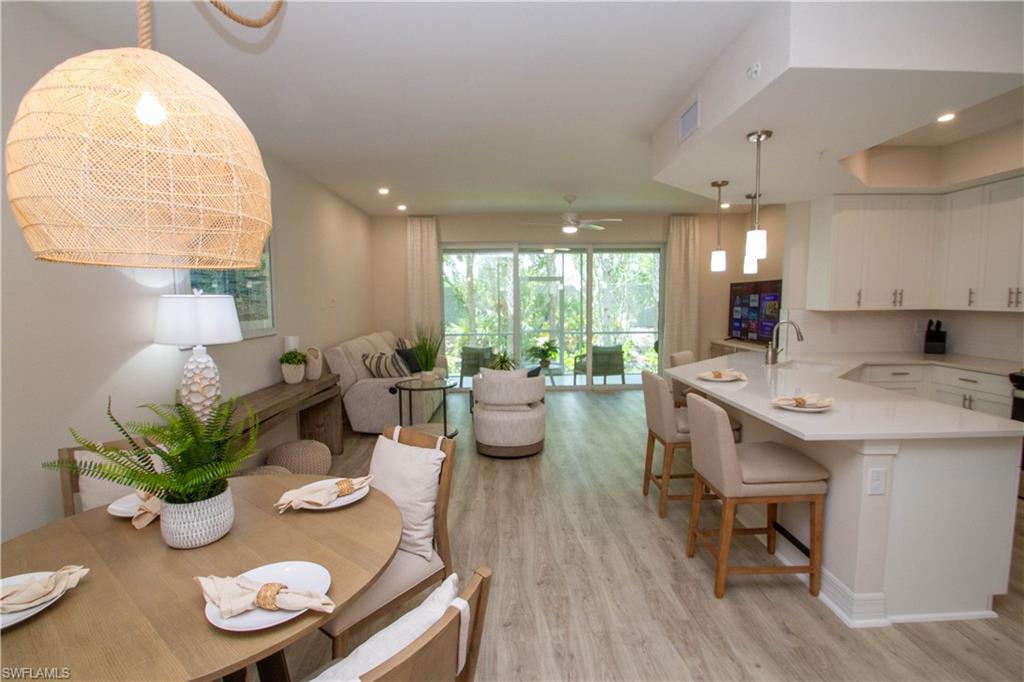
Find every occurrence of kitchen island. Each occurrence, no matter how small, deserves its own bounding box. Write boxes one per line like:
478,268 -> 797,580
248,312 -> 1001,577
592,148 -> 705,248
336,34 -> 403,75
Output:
666,351 -> 1023,628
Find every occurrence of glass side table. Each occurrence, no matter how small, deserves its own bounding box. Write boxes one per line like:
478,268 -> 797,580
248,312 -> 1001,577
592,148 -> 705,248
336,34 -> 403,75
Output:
390,377 -> 459,438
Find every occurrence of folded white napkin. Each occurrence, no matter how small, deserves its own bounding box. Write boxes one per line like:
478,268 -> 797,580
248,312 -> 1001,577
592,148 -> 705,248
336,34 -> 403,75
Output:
274,476 -> 373,513
0,566 -> 89,613
771,393 -> 835,409
195,575 -> 336,619
132,492 -> 161,530
697,368 -> 748,381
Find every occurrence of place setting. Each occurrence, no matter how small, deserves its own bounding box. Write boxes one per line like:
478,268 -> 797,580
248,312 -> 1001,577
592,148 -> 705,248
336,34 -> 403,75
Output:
696,368 -> 748,382
0,565 -> 89,630
274,475 -> 374,513
771,393 -> 836,413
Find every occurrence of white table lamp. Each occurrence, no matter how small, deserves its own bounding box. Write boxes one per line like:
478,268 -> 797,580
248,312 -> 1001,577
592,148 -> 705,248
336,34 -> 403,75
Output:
155,292 -> 242,419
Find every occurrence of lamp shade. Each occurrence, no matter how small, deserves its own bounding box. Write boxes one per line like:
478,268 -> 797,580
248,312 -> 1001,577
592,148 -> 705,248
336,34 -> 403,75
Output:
743,252 -> 758,275
5,47 -> 271,268
745,227 -> 767,261
710,249 -> 727,272
155,294 -> 242,346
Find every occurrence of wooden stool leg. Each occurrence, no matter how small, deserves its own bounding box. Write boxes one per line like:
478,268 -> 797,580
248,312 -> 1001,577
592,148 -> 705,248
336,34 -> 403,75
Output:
331,632 -> 349,659
809,495 -> 824,596
643,431 -> 655,496
766,503 -> 778,555
686,474 -> 704,557
714,499 -> 737,598
658,444 -> 674,518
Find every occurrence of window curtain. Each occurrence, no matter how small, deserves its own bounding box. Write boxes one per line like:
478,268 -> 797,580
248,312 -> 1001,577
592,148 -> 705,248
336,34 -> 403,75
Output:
406,216 -> 442,336
662,215 -> 700,363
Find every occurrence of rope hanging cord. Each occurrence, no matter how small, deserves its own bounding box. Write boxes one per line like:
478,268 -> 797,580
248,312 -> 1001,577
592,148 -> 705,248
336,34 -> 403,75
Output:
137,0 -> 284,48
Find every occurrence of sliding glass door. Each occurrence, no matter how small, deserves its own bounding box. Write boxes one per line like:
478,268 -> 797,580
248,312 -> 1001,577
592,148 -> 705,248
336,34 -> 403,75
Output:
442,244 -> 661,388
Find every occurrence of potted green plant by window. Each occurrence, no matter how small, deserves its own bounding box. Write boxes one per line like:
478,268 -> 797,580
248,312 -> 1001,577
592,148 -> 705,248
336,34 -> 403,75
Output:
489,350 -> 517,371
526,338 -> 559,369
44,398 -> 258,549
413,325 -> 444,380
279,350 -> 307,384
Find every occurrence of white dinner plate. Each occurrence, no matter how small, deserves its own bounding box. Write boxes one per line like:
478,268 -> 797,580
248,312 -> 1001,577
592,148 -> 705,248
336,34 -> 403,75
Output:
205,561 -> 331,632
0,572 -> 63,630
697,372 -> 744,382
288,479 -> 370,511
775,403 -> 833,413
107,492 -> 144,518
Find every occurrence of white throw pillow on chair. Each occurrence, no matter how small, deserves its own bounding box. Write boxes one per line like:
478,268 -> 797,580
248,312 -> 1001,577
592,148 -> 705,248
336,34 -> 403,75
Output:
369,432 -> 446,561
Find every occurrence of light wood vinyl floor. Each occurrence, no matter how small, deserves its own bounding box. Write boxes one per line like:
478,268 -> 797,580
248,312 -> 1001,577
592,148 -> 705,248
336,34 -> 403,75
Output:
282,390 -> 1023,681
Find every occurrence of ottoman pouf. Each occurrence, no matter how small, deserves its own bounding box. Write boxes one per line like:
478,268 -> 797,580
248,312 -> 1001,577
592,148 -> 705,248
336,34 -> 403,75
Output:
247,464 -> 291,476
265,440 -> 332,475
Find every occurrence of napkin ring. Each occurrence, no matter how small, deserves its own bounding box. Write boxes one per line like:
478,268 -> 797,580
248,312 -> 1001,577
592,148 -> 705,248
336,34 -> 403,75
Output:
793,397 -> 807,408
256,582 -> 287,610
336,479 -> 355,496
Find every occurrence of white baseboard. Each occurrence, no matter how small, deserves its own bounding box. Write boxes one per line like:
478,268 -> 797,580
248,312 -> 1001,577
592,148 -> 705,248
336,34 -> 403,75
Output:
888,610 -> 997,624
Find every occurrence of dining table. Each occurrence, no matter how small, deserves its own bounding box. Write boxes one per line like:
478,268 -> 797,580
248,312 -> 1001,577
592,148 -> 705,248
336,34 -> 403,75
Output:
0,474 -> 403,681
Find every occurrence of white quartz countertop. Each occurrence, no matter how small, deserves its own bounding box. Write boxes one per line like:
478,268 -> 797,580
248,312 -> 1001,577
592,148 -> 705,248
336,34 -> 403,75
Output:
794,351 -> 1021,378
666,352 -> 1024,442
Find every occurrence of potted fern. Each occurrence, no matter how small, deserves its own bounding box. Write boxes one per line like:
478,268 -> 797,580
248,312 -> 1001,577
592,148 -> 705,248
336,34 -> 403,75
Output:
413,326 -> 444,379
45,398 -> 258,549
489,350 -> 517,371
526,338 -> 559,369
279,350 -> 307,384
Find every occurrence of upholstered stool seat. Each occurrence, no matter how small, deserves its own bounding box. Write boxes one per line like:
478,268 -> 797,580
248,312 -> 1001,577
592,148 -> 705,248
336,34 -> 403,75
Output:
247,464 -> 292,476
265,439 -> 332,475
685,394 -> 829,598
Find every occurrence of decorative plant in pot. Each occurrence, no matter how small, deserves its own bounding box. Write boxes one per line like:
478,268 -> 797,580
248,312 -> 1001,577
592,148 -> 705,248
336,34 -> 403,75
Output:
44,398 -> 258,549
413,326 -> 444,380
279,350 -> 307,384
489,350 -> 517,371
526,338 -> 559,369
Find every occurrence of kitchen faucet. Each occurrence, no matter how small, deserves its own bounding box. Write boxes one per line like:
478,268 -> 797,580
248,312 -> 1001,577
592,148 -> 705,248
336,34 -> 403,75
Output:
766,320 -> 804,366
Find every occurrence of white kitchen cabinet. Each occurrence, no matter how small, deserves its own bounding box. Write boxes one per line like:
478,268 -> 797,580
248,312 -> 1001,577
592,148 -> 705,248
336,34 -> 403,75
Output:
828,197 -> 866,310
897,196 -> 938,308
933,384 -> 971,409
861,196 -> 902,308
938,186 -> 985,309
978,177 -> 1023,310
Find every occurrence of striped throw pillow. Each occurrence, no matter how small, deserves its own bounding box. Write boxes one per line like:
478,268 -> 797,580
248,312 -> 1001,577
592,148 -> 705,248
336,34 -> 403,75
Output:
362,352 -> 410,378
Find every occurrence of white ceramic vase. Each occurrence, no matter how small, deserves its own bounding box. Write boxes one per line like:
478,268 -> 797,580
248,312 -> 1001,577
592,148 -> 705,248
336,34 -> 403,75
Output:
160,486 -> 235,549
305,347 -> 323,380
281,363 -> 305,384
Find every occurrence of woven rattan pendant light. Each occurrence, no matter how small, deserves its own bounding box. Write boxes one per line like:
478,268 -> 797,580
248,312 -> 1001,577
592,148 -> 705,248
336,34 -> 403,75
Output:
4,0 -> 283,269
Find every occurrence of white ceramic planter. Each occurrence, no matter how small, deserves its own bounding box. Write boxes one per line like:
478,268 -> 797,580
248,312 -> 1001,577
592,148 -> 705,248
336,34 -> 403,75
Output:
281,363 -> 305,384
160,486 -> 235,549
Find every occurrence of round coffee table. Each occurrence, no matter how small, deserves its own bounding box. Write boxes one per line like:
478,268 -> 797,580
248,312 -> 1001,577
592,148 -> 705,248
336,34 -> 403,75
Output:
391,377 -> 458,438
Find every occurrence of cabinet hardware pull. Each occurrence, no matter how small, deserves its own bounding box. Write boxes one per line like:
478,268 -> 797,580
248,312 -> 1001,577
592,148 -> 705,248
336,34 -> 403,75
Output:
957,377 -> 978,384
968,395 -> 975,409
961,394 -> 967,408
1010,287 -> 1015,308
898,289 -> 904,306
968,288 -> 975,306
1017,288 -> 1022,307
892,289 -> 898,306
856,289 -> 862,307
890,372 -> 911,376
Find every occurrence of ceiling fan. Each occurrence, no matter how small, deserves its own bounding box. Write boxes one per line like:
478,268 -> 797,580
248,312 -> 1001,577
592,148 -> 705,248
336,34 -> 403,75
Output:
523,195 -> 623,234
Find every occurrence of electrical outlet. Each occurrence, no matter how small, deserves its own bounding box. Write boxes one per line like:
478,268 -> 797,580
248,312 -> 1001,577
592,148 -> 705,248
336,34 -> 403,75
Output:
746,62 -> 761,80
868,468 -> 886,495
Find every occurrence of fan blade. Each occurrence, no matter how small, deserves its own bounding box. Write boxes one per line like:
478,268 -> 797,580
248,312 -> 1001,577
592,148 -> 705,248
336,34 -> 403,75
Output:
579,224 -> 606,231
583,218 -> 623,223
520,222 -> 563,226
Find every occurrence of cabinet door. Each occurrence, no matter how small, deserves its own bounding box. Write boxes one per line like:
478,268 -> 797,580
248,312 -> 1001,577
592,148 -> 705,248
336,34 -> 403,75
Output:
860,196 -> 901,308
897,196 -> 937,308
939,187 -> 985,309
830,197 -> 866,309
978,177 -> 1023,310
933,385 -> 968,409
969,392 -> 1012,418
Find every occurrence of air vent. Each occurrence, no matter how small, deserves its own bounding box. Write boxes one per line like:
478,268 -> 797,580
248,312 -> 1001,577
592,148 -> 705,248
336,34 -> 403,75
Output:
677,98 -> 700,144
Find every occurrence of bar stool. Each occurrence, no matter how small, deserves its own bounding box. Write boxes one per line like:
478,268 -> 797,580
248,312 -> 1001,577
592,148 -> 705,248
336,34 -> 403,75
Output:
685,394 -> 829,598
641,371 -> 740,518
668,350 -> 695,407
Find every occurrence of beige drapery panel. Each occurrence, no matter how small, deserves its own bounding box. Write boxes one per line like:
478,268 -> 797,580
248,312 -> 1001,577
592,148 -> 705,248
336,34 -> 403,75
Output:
662,215 -> 700,364
406,216 -> 443,336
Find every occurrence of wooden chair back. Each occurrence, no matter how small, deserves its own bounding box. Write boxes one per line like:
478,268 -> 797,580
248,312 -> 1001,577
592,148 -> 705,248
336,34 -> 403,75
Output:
56,439 -> 134,517
669,350 -> 696,405
640,371 -> 677,442
363,566 -> 493,682
382,425 -> 457,574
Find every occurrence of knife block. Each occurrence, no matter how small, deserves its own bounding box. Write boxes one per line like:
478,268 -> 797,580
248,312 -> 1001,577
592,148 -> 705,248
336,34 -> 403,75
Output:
925,330 -> 946,355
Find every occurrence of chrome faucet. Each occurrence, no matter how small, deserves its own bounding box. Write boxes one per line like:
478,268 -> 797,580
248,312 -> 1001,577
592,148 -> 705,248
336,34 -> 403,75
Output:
766,320 -> 804,365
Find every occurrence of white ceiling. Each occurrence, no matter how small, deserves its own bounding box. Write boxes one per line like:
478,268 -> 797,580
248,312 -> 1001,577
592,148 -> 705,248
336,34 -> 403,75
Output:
35,1 -> 764,216
881,86 -> 1023,147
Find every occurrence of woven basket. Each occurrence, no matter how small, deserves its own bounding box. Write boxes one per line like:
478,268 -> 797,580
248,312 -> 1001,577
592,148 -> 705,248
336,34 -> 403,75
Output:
4,47 -> 271,269
160,486 -> 235,549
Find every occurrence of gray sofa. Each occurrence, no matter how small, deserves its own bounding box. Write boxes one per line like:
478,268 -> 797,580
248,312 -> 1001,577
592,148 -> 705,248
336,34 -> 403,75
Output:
323,331 -> 445,434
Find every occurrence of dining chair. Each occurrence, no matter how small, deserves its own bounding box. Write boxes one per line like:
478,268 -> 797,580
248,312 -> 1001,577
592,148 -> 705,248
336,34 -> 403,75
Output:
312,567 -> 492,682
56,439 -> 135,516
668,350 -> 695,407
321,425 -> 456,657
685,394 -> 830,597
641,371 -> 740,517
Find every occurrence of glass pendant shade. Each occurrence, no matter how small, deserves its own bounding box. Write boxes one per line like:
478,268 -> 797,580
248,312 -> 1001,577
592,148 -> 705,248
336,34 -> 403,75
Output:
743,252 -> 758,274
710,249 -> 727,272
745,227 -> 767,261
4,47 -> 272,269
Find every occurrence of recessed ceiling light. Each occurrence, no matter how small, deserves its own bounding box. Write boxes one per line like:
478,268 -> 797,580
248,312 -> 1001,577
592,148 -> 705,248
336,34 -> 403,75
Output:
397,204 -> 407,211
378,187 -> 390,195
720,202 -> 731,209
937,112 -> 956,123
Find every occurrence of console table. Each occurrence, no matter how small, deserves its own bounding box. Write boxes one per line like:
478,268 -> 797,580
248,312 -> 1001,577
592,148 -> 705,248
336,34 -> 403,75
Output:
236,373 -> 344,455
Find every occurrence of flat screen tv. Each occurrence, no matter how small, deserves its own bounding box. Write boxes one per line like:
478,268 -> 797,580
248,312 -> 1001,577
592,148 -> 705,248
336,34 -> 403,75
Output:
728,280 -> 782,343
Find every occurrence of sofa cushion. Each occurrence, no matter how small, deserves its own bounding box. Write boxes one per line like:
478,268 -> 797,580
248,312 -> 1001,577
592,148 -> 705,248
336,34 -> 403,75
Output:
396,347 -> 421,373
362,352 -> 411,379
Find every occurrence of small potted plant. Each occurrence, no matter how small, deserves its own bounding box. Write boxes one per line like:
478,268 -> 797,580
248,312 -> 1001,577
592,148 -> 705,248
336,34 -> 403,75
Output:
45,398 -> 258,549
279,350 -> 307,384
489,350 -> 517,371
526,338 -> 559,369
413,326 -> 444,380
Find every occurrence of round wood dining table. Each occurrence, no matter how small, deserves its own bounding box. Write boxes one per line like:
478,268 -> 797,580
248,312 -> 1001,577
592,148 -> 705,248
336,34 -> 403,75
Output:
0,475 -> 402,681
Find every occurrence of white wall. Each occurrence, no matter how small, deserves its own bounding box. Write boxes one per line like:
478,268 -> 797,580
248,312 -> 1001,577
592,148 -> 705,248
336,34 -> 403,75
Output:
1,4 -> 375,539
